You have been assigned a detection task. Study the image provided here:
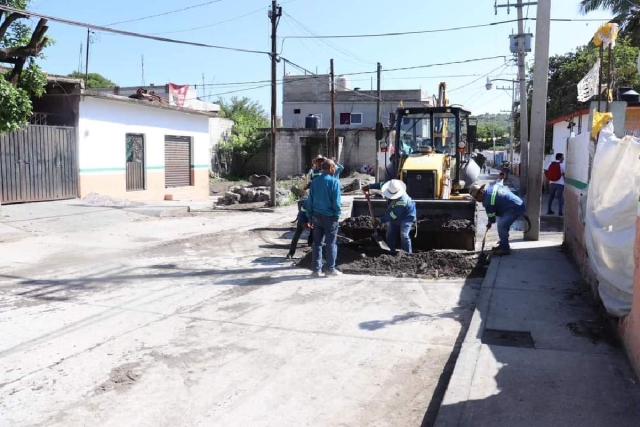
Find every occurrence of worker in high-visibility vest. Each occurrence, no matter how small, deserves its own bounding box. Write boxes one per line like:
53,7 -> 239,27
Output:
470,183 -> 525,256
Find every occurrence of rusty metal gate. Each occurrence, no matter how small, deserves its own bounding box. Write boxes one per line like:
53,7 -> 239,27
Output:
126,133 -> 145,191
0,125 -> 78,204
164,135 -> 192,188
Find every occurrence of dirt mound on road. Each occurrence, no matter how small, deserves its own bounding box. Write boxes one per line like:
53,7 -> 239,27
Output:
298,243 -> 487,279
414,215 -> 475,233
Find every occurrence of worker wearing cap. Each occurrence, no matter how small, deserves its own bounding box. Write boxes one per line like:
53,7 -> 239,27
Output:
307,155 -> 344,187
363,179 -> 417,253
470,183 -> 525,256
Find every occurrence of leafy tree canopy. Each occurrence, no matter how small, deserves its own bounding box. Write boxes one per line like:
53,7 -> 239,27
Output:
545,37 -> 640,121
580,0 -> 640,45
0,0 -> 51,133
68,72 -> 116,88
217,97 -> 270,175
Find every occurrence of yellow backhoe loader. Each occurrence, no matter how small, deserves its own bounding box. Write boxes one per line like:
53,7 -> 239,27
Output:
349,83 -> 481,250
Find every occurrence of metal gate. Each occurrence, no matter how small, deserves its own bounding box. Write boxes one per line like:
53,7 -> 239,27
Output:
0,125 -> 78,204
164,135 -> 191,188
126,134 -> 145,191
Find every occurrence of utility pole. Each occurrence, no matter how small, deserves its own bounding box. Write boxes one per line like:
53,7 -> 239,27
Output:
269,1 -> 282,207
495,0 -> 533,195
524,0 -> 551,241
516,0 -> 530,196
330,59 -> 336,158
85,28 -> 90,85
492,115 -> 496,171
375,62 -> 382,181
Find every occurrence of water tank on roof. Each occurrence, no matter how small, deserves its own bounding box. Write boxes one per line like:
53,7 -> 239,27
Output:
335,76 -> 350,91
305,114 -> 320,129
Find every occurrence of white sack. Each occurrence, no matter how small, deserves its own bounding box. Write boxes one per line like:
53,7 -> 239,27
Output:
585,123 -> 640,316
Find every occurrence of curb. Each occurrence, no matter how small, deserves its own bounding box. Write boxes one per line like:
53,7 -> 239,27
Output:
433,255 -> 502,427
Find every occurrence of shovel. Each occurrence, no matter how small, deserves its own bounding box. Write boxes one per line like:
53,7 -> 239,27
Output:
364,191 -> 391,252
481,229 -> 489,253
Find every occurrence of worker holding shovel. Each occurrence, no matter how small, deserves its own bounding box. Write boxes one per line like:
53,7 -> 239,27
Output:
363,179 -> 417,254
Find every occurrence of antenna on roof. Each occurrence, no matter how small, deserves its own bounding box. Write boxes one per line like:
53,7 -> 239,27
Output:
141,54 -> 145,86
78,43 -> 83,74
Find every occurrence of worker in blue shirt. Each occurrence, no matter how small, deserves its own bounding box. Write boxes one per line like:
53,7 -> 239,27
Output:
470,183 -> 526,256
287,157 -> 343,259
363,179 -> 417,253
305,159 -> 342,277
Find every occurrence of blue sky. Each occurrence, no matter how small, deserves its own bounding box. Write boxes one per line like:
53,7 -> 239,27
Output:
29,0 -> 612,115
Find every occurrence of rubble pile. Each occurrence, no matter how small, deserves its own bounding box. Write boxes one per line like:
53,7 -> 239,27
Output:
218,186 -> 291,205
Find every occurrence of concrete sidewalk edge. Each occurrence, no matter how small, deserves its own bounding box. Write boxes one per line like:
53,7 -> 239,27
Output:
433,256 -> 502,426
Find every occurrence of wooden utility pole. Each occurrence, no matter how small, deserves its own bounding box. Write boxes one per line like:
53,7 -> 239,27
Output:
330,59 -> 336,158
524,0 -> 551,241
375,62 -> 382,181
269,1 -> 282,207
85,28 -> 90,84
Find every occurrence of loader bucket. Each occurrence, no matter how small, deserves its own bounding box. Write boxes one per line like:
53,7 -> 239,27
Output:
347,197 -> 477,251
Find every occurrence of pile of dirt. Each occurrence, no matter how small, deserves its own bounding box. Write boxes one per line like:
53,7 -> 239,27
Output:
341,216 -> 389,241
415,215 -> 475,233
341,216 -> 376,233
298,243 -> 488,279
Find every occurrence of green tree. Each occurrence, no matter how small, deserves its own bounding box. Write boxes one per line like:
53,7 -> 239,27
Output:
67,71 -> 116,88
580,0 -> 640,45
0,0 -> 51,133
217,97 -> 269,175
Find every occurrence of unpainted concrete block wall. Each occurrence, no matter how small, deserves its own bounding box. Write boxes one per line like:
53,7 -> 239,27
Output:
620,211 -> 640,377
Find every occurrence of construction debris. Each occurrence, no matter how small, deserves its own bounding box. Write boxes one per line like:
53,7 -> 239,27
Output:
298,244 -> 488,279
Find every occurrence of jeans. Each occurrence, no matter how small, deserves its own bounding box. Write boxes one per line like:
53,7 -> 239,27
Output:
548,183 -> 564,214
312,213 -> 339,272
386,219 -> 414,253
497,206 -> 526,250
289,224 -> 313,254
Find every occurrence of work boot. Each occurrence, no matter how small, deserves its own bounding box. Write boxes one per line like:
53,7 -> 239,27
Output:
547,210 -> 555,215
494,248 -> 512,256
559,211 -> 564,217
311,270 -> 325,278
286,251 -> 295,259
325,269 -> 343,276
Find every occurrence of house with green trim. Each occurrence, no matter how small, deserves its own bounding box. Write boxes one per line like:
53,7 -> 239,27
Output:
77,92 -> 219,201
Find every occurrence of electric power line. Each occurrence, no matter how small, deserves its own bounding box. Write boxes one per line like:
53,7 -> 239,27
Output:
449,61 -> 514,93
149,0 -> 301,36
0,4 -> 270,56
104,1 -> 222,27
280,17 -> 611,40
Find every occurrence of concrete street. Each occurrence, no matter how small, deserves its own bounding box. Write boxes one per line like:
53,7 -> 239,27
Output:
0,198 -> 480,426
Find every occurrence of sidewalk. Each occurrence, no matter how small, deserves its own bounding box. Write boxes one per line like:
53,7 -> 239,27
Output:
434,233 -> 640,426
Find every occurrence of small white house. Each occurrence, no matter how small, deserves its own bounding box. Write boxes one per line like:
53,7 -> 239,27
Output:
78,92 -> 216,201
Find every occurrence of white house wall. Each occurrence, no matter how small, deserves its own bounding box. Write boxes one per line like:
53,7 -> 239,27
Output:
78,96 -> 211,201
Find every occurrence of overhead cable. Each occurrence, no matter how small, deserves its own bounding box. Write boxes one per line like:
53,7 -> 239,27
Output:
282,17 -> 611,39
104,1 -> 222,27
0,4 -> 270,56
150,0 -> 301,36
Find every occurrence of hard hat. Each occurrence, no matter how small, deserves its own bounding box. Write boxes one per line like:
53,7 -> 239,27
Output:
469,183 -> 486,199
381,179 -> 407,200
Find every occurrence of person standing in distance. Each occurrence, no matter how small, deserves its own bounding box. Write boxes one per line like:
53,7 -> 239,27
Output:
545,153 -> 565,216
305,159 -> 342,277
